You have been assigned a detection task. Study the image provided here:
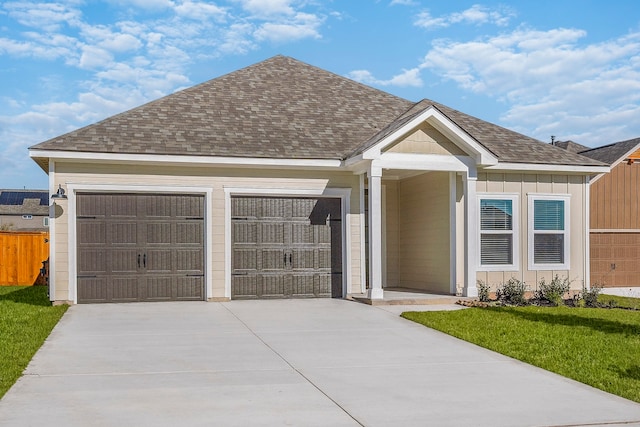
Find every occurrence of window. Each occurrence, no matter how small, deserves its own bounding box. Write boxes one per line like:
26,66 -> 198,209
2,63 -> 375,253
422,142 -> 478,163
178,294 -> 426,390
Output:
478,195 -> 518,270
21,215 -> 33,220
43,217 -> 49,227
528,195 -> 570,270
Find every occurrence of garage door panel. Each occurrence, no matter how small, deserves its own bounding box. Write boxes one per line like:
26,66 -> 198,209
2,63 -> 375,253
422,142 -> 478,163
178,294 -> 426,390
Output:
261,274 -> 287,297
78,249 -> 108,274
292,249 -> 315,269
77,222 -> 106,245
110,249 -> 138,273
77,193 -> 205,303
232,275 -> 257,298
110,195 -> 138,217
146,250 -> 172,273
261,249 -> 285,270
146,223 -> 172,244
261,223 -> 285,244
234,249 -> 257,271
175,249 -> 204,272
110,222 -> 137,245
176,222 -> 204,244
77,278 -> 108,303
111,278 -> 140,301
145,277 -> 172,300
176,277 -> 204,300
231,196 -> 342,299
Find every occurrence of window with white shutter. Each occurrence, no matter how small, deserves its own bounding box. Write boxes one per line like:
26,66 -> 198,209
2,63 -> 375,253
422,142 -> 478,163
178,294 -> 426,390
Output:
528,195 -> 570,270
478,195 -> 518,271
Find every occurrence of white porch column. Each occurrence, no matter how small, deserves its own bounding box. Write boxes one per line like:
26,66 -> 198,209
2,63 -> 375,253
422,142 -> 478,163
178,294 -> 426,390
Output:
463,171 -> 479,297
367,164 -> 384,300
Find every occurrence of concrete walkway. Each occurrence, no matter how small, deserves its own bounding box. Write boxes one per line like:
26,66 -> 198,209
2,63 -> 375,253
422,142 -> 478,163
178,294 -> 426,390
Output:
1,300 -> 639,427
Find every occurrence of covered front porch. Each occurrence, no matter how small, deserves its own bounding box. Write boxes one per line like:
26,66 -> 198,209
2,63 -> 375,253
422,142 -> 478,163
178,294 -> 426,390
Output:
347,105 -> 500,301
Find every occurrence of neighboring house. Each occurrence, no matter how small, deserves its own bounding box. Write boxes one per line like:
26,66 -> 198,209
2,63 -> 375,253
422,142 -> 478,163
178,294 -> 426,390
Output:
28,56 -> 608,304
0,190 -> 49,231
570,137 -> 640,296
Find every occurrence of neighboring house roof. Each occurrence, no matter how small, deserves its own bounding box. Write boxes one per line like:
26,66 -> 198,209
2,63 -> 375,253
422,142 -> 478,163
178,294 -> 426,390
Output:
554,140 -> 591,154
578,137 -> 640,165
30,55 -> 605,167
0,190 -> 49,216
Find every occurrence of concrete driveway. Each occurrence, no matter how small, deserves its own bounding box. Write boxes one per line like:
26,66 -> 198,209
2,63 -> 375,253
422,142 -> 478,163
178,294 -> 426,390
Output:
1,299 -> 639,427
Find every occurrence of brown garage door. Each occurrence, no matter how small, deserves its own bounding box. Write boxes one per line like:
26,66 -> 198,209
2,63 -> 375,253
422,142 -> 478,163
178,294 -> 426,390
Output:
231,196 -> 342,299
591,232 -> 640,288
77,193 -> 205,303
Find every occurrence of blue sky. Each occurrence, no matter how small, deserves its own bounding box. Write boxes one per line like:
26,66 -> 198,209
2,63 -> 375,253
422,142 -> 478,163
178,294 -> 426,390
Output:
1,0 -> 639,190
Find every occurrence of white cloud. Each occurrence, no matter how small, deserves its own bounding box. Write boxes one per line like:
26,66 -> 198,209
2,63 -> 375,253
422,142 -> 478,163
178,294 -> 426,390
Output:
390,0 -> 417,6
236,0 -> 295,17
4,2 -> 82,32
174,1 -> 227,21
347,67 -> 423,88
254,12 -> 323,42
420,28 -> 640,146
415,4 -> 514,29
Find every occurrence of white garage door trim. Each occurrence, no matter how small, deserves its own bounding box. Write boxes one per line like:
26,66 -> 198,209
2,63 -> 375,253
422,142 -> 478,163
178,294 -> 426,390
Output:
223,186 -> 351,300
67,183 -> 214,304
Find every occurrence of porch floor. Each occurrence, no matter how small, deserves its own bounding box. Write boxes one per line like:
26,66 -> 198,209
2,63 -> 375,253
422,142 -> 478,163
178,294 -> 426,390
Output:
349,287 -> 476,306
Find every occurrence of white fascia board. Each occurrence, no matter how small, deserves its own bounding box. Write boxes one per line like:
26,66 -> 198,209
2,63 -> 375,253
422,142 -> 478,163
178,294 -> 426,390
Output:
589,141 -> 640,184
28,150 -> 343,170
376,152 -> 473,172
359,107 -> 498,166
484,162 -> 610,174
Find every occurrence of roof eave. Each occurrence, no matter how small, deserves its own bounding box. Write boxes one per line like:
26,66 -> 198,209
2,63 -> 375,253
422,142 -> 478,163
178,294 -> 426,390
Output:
28,149 -> 344,171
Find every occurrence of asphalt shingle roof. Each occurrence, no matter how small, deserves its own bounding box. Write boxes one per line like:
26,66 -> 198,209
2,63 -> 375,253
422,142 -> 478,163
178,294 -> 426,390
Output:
30,55 -> 606,167
577,137 -> 640,165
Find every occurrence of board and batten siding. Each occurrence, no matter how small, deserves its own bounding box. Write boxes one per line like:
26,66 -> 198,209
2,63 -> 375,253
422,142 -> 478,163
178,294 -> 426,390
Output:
49,162 -> 362,302
476,172 -> 588,292
590,160 -> 640,288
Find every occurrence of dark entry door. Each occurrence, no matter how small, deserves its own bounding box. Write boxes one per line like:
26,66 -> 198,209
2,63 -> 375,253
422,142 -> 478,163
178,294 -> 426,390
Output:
76,193 -> 205,303
231,197 -> 342,299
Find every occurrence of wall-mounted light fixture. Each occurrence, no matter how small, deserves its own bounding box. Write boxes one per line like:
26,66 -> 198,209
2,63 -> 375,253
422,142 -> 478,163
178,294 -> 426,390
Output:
51,184 -> 67,200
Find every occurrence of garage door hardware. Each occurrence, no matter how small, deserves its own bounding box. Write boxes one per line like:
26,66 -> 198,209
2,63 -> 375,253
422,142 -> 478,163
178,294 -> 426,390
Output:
284,252 -> 292,266
137,253 -> 146,268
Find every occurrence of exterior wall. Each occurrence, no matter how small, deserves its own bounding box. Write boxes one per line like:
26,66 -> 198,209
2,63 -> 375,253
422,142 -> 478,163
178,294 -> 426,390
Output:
50,162 -> 362,302
396,172 -> 450,293
385,123 -> 466,156
590,162 -> 640,229
590,161 -> 640,288
476,172 -> 588,293
0,214 -> 48,231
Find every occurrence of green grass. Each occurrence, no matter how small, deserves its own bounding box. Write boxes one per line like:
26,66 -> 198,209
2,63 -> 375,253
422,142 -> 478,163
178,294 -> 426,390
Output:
402,305 -> 640,403
0,286 -> 68,399
598,294 -> 640,310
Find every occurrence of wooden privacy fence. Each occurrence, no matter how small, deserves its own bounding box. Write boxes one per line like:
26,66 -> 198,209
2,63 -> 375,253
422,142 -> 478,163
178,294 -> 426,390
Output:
0,231 -> 49,286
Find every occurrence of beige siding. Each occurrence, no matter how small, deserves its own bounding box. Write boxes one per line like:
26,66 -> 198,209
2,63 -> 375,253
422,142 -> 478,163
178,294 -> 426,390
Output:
51,162 -> 363,301
397,172 -> 450,292
476,172 -> 587,293
385,123 -> 466,156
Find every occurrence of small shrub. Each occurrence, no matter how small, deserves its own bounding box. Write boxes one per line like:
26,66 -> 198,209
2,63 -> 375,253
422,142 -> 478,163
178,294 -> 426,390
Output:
535,275 -> 571,306
578,284 -> 602,308
477,280 -> 491,302
496,278 -> 528,306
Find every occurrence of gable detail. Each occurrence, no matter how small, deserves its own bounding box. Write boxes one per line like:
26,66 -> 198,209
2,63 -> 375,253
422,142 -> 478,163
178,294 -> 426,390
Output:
384,123 -> 466,157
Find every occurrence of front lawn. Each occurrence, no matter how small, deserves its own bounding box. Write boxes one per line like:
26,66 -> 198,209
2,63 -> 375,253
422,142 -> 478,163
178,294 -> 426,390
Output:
402,305 -> 640,403
0,286 -> 68,399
